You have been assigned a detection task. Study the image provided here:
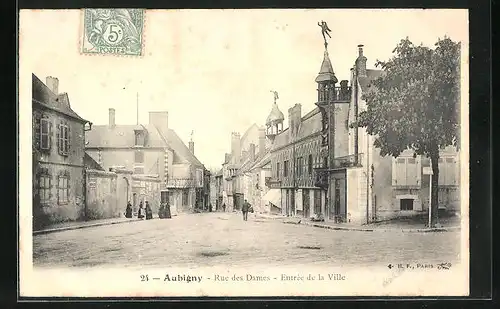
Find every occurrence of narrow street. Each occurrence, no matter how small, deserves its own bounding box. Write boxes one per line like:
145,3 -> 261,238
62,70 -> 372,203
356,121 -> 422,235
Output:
33,212 -> 461,269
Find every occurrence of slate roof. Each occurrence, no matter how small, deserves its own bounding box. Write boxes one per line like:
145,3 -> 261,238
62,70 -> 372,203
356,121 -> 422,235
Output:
266,103 -> 285,125
85,124 -> 204,167
270,107 -> 322,151
315,50 -> 338,83
32,74 -> 88,123
358,69 -> 384,92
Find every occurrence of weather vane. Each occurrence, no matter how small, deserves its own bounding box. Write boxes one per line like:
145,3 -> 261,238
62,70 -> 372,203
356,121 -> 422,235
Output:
270,90 -> 279,104
318,20 -> 332,49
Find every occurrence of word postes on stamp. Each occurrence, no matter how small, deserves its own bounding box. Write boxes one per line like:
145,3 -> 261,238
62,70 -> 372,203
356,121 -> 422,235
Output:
82,9 -> 145,56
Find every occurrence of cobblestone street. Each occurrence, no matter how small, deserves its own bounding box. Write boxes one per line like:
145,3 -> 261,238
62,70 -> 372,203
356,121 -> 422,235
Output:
33,212 -> 461,270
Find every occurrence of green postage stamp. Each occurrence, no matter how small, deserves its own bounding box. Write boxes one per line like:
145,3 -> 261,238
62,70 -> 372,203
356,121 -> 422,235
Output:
82,9 -> 145,56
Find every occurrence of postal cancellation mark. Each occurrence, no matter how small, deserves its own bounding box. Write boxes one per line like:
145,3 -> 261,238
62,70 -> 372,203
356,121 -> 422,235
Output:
82,9 -> 145,56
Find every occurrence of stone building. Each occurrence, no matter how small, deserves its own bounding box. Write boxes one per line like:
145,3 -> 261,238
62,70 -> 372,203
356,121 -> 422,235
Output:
85,108 -> 207,214
32,74 -> 92,229
267,47 -> 351,220
343,45 -> 461,224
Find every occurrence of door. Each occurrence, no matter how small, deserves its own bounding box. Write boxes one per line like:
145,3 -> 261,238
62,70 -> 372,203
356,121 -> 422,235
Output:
303,189 -> 310,218
285,190 -> 290,216
313,189 -> 321,215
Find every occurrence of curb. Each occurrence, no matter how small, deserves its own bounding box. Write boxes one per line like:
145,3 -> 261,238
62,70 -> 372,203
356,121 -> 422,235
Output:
283,220 -> 460,233
33,217 -> 160,235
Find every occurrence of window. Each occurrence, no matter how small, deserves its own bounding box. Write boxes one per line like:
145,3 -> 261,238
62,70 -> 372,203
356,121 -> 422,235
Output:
39,117 -> 52,150
134,167 -> 144,174
308,155 -> 313,174
392,156 -> 421,186
135,131 -> 145,146
276,162 -> 280,179
38,170 -> 51,204
284,160 -> 289,177
296,157 -> 303,177
135,151 -> 144,163
438,156 -> 458,186
57,121 -> 70,155
182,190 -> 189,205
57,175 -> 69,204
400,199 -> 414,211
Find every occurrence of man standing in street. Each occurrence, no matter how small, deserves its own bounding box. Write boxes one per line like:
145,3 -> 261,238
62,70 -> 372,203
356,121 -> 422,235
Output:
242,199 -> 251,221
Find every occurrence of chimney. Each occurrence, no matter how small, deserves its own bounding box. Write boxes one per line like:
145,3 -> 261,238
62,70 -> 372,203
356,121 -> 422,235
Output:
258,127 -> 266,157
249,143 -> 256,162
189,140 -> 194,154
288,104 -> 302,139
46,76 -> 59,94
149,111 -> 169,137
231,132 -> 241,164
356,44 -> 367,77
109,108 -> 116,127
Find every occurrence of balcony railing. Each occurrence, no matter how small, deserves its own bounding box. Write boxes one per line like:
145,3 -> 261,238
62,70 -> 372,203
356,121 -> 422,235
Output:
317,86 -> 352,104
166,178 -> 196,188
313,168 -> 329,188
332,153 -> 364,169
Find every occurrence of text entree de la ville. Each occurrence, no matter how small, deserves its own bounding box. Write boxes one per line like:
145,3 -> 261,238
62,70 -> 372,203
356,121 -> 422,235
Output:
162,273 -> 346,283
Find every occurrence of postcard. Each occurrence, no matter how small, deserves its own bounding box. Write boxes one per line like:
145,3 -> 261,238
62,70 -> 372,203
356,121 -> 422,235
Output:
19,8 -> 469,297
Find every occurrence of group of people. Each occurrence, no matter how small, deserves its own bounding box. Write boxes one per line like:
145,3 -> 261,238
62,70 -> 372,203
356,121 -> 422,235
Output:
125,201 -> 154,220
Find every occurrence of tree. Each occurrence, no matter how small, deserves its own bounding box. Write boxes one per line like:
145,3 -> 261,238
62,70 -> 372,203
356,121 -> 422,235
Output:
355,37 -> 461,227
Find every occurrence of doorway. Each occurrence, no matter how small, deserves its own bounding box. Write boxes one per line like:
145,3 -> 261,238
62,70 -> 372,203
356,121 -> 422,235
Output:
400,199 -> 414,211
303,189 -> 310,218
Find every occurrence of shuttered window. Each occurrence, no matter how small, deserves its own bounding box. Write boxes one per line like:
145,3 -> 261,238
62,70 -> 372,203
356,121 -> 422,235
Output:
57,121 -> 70,156
438,156 -> 458,185
392,156 -> 421,186
57,174 -> 69,204
39,117 -> 52,151
38,170 -> 51,204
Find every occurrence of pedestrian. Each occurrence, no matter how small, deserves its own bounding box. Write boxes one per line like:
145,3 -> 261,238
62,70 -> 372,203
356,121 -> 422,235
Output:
242,199 -> 251,221
145,201 -> 153,220
222,203 -> 226,212
158,203 -> 165,219
138,201 -> 145,219
209,203 -> 213,212
125,201 -> 133,218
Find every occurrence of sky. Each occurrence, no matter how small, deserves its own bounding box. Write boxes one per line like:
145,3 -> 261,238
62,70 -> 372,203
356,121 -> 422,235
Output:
20,9 -> 468,170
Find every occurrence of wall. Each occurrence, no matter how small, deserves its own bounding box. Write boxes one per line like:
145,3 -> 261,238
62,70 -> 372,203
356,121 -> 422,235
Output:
333,102 -> 350,158
32,108 -> 86,228
131,175 -> 161,214
171,164 -> 191,178
86,170 -> 119,219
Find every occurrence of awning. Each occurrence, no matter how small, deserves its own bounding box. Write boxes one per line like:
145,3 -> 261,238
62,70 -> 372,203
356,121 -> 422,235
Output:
263,189 -> 281,208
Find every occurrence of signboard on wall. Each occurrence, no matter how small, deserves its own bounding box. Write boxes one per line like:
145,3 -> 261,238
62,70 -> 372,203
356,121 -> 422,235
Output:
423,167 -> 433,175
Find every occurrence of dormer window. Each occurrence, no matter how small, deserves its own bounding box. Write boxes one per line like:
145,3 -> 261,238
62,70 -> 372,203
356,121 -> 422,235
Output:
134,130 -> 145,147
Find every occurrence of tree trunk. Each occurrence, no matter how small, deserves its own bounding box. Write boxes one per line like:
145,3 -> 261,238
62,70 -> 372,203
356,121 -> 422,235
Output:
430,150 -> 440,228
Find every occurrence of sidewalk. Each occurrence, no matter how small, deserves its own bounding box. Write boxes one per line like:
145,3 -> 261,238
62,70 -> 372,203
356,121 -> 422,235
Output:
33,216 -> 154,235
258,214 -> 460,233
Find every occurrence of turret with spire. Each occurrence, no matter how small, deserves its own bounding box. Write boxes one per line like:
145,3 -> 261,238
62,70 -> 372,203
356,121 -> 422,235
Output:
265,90 -> 284,142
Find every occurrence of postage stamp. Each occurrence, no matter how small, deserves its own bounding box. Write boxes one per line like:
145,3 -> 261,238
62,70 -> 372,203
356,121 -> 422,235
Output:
81,9 -> 145,56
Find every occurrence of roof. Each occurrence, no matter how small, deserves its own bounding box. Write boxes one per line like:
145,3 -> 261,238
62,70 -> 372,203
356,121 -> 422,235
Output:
266,103 -> 285,125
358,69 -> 384,92
85,124 -> 204,167
241,123 -> 260,143
270,107 -> 322,151
315,50 -> 338,83
84,153 -> 104,171
32,74 -> 88,123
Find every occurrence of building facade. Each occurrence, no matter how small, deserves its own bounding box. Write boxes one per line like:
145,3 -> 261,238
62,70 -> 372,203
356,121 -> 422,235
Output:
32,74 -> 91,229
343,45 -> 461,224
85,109 -> 207,214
